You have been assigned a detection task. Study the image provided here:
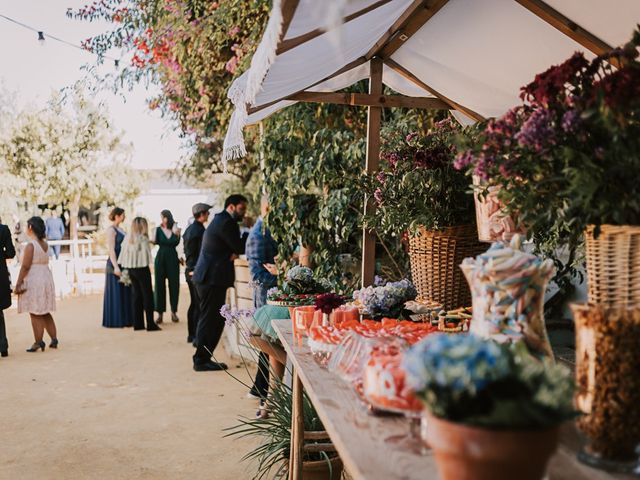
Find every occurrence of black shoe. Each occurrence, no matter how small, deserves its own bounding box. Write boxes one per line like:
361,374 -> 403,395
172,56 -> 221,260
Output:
26,341 -> 45,352
193,361 -> 228,372
49,338 -> 59,349
134,326 -> 145,331
171,312 -> 179,323
187,336 -> 194,343
147,323 -> 162,331
1,351 -> 7,357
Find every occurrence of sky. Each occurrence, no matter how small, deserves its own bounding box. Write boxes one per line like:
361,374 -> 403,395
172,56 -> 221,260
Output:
0,0 -> 184,170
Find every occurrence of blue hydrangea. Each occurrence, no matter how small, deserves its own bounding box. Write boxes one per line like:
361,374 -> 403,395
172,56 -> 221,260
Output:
352,279 -> 417,317
286,265 -> 314,283
402,333 -> 511,395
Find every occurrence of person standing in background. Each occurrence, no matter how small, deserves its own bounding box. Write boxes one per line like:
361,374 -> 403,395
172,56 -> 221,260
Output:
182,203 -> 211,344
192,194 -> 247,372
119,217 -> 161,332
245,195 -> 280,400
154,210 -> 181,324
45,209 -> 65,260
15,217 -> 58,352
0,217 -> 16,357
102,207 -> 133,328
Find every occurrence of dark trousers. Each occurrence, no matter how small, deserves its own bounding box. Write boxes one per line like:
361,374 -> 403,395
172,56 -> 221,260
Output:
154,256 -> 180,313
250,352 -> 270,398
129,267 -> 155,330
193,283 -> 227,365
186,273 -> 200,339
250,286 -> 270,397
0,310 -> 7,353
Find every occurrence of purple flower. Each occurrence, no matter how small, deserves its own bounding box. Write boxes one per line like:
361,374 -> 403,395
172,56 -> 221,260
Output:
561,109 -> 580,133
515,108 -> 555,151
406,132 -> 418,143
376,171 -> 386,183
388,153 -> 400,167
454,151 -> 474,171
374,188 -> 383,204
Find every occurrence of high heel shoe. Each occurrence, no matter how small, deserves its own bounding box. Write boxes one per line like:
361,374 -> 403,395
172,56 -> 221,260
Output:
26,341 -> 45,352
155,314 -> 163,324
50,338 -> 59,349
171,312 -> 179,323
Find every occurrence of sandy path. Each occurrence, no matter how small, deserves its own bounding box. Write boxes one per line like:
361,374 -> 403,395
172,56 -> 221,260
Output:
0,288 -> 260,480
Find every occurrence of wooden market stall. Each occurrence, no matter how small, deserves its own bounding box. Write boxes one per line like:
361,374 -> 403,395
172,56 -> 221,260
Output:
222,0 -> 640,287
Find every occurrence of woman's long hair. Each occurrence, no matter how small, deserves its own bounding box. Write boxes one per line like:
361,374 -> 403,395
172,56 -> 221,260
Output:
27,216 -> 47,240
129,217 -> 149,244
160,210 -> 175,229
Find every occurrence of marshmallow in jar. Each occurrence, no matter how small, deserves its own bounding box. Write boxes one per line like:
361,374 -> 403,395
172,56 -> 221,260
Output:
460,234 -> 555,357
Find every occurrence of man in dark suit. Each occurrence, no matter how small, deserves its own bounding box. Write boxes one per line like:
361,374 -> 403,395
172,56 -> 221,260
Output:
0,219 -> 16,358
192,194 -> 248,371
183,202 -> 211,344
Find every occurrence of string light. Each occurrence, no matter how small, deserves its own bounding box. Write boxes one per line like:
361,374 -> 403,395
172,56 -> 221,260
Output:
0,13 -> 121,69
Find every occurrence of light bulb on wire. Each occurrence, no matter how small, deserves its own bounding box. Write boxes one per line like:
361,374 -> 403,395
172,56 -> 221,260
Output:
37,31 -> 45,45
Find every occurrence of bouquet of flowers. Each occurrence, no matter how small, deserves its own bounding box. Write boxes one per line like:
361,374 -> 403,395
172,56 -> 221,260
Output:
352,279 -> 417,319
267,265 -> 332,306
454,28 -> 640,259
402,334 -> 575,428
362,118 -> 476,236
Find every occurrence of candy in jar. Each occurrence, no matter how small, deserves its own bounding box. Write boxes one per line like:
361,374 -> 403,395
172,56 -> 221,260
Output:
460,235 -> 555,357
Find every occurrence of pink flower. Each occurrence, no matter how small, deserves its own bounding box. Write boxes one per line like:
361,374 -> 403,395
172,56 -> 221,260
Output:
228,26 -> 240,37
225,56 -> 239,74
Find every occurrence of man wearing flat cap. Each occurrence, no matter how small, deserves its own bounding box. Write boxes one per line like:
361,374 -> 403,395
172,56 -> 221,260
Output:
182,202 -> 211,344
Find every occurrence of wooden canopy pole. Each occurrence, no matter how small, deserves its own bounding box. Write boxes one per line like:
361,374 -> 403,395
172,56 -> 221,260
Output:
361,57 -> 384,287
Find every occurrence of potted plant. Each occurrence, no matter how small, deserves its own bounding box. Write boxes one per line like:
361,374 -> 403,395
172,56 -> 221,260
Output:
225,379 -> 342,480
454,29 -> 640,308
351,279 -> 417,320
403,333 -> 575,480
364,118 -> 485,309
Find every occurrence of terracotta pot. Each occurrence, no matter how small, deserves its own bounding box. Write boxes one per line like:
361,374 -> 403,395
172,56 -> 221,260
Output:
302,455 -> 343,480
425,413 -> 559,480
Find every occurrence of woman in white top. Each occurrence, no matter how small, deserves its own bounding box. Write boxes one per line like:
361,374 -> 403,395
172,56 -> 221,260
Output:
119,217 -> 161,332
14,216 -> 58,352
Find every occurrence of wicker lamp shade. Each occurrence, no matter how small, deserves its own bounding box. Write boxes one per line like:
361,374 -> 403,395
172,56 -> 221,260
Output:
585,225 -> 640,307
408,225 -> 486,310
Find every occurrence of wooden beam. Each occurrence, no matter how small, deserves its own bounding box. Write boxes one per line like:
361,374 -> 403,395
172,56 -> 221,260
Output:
362,58 -> 384,288
384,58 -> 485,122
366,0 -> 450,60
286,91 -> 450,109
277,0 -> 392,55
514,0 -> 620,68
279,0 -> 300,40
247,56 -> 368,115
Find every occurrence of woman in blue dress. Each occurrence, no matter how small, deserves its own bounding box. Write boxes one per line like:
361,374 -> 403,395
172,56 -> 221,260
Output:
102,207 -> 133,328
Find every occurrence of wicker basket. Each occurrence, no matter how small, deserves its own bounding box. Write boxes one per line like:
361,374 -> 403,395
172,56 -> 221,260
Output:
409,225 -> 486,310
585,225 -> 640,307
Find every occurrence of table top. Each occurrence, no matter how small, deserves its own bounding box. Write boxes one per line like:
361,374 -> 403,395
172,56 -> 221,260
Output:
272,320 -> 635,480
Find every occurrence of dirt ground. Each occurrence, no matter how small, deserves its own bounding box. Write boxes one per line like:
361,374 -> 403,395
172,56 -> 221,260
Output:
0,288 -> 261,480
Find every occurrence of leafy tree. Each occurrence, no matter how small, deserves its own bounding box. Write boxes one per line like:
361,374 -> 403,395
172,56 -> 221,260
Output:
0,90 -> 142,239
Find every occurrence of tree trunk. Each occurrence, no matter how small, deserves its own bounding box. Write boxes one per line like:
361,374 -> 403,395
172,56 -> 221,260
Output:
69,192 -> 81,241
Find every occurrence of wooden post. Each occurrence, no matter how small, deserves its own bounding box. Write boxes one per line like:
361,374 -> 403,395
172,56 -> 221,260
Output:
290,370 -> 305,480
361,57 -> 383,287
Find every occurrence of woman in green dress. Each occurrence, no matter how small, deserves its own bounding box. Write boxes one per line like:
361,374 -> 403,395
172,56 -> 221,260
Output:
154,210 -> 181,324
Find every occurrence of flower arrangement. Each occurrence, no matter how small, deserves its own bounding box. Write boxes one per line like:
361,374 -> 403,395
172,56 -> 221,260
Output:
403,334 -> 575,429
267,265 -> 332,306
363,118 -> 476,236
455,29 -> 640,258
315,293 -> 345,315
352,279 -> 417,319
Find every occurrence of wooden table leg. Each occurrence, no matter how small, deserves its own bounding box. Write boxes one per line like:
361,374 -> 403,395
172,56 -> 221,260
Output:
291,370 -> 304,480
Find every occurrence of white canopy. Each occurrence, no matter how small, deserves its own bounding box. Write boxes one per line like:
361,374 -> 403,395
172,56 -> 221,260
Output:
222,0 -> 640,162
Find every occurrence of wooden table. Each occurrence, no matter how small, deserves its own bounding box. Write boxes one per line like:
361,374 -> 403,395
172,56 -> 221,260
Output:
272,320 -> 636,480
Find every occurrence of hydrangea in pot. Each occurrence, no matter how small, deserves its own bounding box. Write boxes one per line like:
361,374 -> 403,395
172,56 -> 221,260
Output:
403,334 -> 575,480
363,118 -> 485,309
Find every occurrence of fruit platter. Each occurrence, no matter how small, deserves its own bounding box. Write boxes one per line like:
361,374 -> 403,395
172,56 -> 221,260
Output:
266,265 -> 330,308
266,292 -> 318,308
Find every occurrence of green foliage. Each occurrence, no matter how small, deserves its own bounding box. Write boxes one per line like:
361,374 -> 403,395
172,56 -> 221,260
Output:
225,379 -> 336,480
0,89 -> 141,216
363,118 -> 476,236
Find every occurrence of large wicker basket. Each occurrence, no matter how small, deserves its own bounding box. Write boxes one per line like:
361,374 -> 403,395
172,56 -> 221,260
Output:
585,224 -> 640,307
409,225 -> 486,310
